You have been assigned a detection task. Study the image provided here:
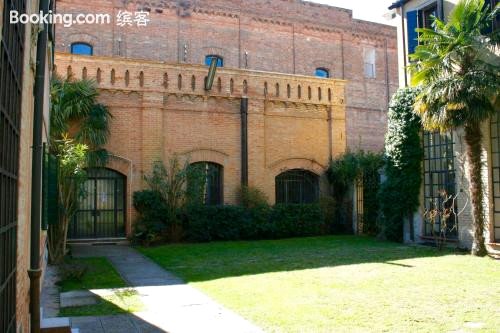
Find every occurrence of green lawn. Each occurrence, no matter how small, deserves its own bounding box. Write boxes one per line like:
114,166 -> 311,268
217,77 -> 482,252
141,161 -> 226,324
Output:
58,257 -> 143,317
58,257 -> 126,292
139,236 -> 500,333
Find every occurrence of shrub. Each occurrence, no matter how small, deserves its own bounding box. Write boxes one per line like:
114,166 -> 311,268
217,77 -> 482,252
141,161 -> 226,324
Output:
327,151 -> 384,233
133,190 -> 168,221
182,203 -> 324,242
319,196 -> 337,233
59,260 -> 88,282
132,190 -> 169,245
270,204 -> 324,238
238,185 -> 269,208
132,157 -> 205,244
379,88 -> 422,241
183,205 -> 252,242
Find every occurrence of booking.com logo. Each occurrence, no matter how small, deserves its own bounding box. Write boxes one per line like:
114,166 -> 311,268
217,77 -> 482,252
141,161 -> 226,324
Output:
10,10 -> 150,27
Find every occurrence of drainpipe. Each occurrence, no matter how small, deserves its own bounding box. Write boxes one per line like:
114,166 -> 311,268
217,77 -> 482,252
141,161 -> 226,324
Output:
240,98 -> 248,186
29,0 -> 50,332
400,6 -> 408,87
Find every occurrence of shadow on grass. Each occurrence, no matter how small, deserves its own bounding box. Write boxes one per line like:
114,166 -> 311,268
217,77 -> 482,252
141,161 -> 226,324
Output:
59,288 -> 143,317
138,235 -> 463,283
60,288 -> 168,332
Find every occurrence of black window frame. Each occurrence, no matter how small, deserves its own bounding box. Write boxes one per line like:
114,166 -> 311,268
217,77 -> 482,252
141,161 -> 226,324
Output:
1,0 -> 27,331
422,131 -> 458,238
275,169 -> 320,204
419,2 -> 438,29
190,162 -> 224,205
69,168 -> 126,239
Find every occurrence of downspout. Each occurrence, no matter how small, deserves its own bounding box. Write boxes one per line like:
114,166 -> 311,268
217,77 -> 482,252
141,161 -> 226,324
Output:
29,0 -> 50,332
400,6 -> 408,87
240,98 -> 248,186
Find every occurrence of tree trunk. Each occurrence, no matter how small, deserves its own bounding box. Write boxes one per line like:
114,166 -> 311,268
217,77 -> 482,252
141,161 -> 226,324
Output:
464,122 -> 487,256
48,215 -> 70,264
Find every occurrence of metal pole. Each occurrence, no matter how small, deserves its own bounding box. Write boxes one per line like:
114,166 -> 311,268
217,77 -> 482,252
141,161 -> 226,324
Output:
29,0 -> 50,331
240,98 -> 249,186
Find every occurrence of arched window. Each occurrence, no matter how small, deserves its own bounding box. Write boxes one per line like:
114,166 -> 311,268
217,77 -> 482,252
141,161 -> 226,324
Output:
275,169 -> 319,204
71,42 -> 93,56
315,68 -> 329,78
189,162 -> 223,205
205,55 -> 223,67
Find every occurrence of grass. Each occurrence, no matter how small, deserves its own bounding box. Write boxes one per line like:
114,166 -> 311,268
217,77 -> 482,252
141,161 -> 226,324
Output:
57,257 -> 143,317
58,257 -> 126,292
139,236 -> 500,333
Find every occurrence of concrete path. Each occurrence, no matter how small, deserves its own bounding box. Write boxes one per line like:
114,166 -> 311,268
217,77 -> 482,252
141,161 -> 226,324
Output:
41,264 -> 61,318
71,244 -> 263,333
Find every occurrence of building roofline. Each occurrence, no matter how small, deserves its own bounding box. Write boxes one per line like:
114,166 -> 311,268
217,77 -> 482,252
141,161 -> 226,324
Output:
388,0 -> 409,10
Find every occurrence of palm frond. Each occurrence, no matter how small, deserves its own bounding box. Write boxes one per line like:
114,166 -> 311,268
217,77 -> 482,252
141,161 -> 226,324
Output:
409,0 -> 499,131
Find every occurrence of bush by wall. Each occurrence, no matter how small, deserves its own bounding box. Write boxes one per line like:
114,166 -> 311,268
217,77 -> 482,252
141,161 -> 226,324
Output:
379,87 -> 422,241
181,204 -> 324,243
327,151 -> 384,234
132,190 -> 169,245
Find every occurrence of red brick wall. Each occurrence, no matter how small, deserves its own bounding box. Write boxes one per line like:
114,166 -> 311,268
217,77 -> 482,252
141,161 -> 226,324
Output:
55,0 -> 398,151
55,53 -> 347,233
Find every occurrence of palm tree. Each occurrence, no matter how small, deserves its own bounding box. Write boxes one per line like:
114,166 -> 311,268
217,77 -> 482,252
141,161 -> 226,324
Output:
48,77 -> 111,263
410,0 -> 499,256
50,76 -> 111,165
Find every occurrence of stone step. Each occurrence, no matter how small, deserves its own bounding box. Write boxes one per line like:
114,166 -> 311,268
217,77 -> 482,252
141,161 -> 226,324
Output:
67,237 -> 129,245
60,290 -> 98,308
40,317 -> 72,333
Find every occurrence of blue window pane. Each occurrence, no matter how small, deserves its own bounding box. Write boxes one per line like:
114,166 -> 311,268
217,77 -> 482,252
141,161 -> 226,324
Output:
205,55 -> 223,67
71,43 -> 93,56
407,10 -> 418,55
315,68 -> 329,78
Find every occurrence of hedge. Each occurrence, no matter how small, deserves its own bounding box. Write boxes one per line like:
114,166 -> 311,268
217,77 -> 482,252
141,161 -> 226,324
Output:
182,204 -> 325,242
133,190 -> 329,244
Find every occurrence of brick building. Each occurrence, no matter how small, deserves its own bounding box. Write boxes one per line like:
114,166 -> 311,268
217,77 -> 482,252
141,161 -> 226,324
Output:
54,0 -> 398,239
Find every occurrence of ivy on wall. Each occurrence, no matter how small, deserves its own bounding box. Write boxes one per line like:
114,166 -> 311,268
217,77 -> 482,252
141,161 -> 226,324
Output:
327,151 -> 384,234
379,87 -> 422,241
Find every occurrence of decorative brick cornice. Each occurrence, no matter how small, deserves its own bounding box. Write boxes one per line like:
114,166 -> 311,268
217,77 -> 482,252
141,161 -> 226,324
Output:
55,52 -> 346,108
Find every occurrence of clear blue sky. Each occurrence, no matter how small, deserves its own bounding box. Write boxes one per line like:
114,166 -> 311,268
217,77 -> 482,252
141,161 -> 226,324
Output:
306,0 -> 397,25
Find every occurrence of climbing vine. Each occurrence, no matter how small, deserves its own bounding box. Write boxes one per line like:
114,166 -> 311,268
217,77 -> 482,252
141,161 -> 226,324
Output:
327,151 -> 384,234
379,87 -> 422,241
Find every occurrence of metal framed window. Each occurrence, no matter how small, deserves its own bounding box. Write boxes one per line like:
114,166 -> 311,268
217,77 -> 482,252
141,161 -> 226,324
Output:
363,48 -> 376,79
276,169 -> 319,204
191,162 -> 223,205
419,3 -> 438,29
423,131 -> 458,237
71,42 -> 93,56
490,113 -> 500,242
1,1 -> 26,332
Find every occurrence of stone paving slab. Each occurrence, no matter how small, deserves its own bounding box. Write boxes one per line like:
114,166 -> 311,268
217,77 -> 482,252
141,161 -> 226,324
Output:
41,264 -> 61,318
60,290 -> 98,308
71,244 -> 263,333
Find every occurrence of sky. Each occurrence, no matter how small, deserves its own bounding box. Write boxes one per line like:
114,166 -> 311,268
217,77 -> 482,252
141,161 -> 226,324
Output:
306,0 -> 397,25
